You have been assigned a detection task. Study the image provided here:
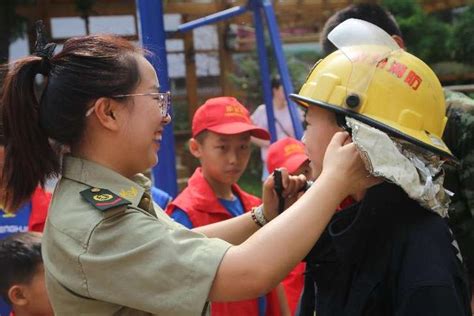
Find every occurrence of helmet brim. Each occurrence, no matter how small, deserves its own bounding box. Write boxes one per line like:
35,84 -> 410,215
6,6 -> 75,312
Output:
290,93 -> 457,163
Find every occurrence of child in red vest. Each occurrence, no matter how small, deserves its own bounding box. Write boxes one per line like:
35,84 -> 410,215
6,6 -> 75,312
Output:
167,97 -> 286,316
266,137 -> 311,315
267,137 -> 312,180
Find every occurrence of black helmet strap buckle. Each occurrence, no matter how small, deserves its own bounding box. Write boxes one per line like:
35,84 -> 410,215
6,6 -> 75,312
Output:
336,113 -> 352,135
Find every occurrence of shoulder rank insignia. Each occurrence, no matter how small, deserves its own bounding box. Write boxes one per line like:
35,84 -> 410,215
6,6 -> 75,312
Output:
80,187 -> 131,211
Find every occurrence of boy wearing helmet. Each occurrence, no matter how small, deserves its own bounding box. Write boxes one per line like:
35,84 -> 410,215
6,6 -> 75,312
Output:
292,19 -> 471,316
317,5 -> 474,312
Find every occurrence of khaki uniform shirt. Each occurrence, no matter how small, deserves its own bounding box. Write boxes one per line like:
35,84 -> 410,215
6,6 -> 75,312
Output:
42,156 -> 231,315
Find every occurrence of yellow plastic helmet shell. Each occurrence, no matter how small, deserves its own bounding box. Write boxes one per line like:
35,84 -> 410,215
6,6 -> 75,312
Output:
290,45 -> 454,160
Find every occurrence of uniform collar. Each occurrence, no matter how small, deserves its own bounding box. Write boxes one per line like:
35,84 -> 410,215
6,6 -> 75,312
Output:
62,155 -> 148,208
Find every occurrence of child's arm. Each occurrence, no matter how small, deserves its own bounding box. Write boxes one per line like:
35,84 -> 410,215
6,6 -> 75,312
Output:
276,283 -> 291,316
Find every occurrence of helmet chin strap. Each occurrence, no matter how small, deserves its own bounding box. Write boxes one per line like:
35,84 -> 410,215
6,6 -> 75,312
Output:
335,113 -> 352,135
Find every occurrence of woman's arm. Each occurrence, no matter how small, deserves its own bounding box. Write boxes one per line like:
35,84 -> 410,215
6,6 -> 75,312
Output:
193,211 -> 265,245
193,173 -> 305,245
208,132 -> 380,301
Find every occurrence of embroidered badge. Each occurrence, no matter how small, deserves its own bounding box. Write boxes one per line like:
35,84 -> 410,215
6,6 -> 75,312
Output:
119,186 -> 138,199
80,188 -> 131,211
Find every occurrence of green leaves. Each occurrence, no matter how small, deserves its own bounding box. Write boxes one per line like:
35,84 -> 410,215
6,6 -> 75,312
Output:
383,1 -> 474,66
452,5 -> 474,65
384,0 -> 451,63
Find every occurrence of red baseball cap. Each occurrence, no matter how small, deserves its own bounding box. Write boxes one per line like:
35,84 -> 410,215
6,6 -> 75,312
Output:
192,97 -> 270,140
267,137 -> 309,174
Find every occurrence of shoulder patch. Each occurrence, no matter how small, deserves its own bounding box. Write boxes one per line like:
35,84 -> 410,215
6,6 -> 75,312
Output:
80,187 -> 131,211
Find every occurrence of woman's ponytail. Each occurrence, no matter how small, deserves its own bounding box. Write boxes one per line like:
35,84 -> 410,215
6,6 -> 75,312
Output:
1,56 -> 59,212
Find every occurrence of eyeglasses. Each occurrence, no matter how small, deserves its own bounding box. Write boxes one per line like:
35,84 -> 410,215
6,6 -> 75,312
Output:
113,91 -> 171,117
85,91 -> 171,117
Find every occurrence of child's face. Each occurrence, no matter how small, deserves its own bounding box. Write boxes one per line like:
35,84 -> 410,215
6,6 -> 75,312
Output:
192,132 -> 251,187
273,86 -> 286,104
292,160 -> 313,180
303,106 -> 341,179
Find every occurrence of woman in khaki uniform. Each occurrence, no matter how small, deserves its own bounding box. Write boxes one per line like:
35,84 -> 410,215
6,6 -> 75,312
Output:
1,29 -> 377,315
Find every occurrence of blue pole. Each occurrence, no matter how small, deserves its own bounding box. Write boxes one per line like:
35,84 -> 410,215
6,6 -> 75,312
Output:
252,1 -> 277,143
137,0 -> 178,197
261,0 -> 304,140
178,5 -> 248,32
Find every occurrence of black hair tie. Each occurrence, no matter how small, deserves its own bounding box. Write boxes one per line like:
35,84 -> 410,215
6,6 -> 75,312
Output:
33,20 -> 56,76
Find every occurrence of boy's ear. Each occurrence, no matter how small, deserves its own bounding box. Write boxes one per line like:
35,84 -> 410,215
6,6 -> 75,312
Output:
392,35 -> 405,49
189,138 -> 202,158
90,97 -> 121,131
8,285 -> 28,306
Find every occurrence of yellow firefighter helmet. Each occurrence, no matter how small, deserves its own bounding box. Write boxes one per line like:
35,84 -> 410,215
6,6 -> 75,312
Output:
290,19 -> 453,160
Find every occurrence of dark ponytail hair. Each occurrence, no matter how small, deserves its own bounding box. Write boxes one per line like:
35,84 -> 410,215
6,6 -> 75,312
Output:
1,34 -> 142,211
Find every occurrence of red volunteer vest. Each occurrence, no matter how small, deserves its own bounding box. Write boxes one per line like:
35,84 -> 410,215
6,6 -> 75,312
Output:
167,168 -> 261,226
29,187 -> 51,232
166,168 -> 281,316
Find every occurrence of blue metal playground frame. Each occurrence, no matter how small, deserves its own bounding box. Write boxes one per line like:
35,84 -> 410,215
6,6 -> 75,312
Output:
137,0 -> 304,196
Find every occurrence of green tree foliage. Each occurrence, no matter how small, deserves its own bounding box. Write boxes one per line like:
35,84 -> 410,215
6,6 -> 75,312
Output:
228,52 -> 262,109
228,48 -> 320,110
383,0 -> 451,64
451,5 -> 474,65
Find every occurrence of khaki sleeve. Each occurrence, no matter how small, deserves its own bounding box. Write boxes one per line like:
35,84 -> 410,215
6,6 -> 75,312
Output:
80,208 -> 231,316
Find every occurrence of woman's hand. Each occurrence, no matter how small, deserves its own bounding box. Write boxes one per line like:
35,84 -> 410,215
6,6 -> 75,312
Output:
262,168 -> 307,220
320,131 -> 381,197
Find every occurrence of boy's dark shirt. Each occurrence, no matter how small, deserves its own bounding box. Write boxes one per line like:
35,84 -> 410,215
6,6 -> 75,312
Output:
299,183 -> 471,316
